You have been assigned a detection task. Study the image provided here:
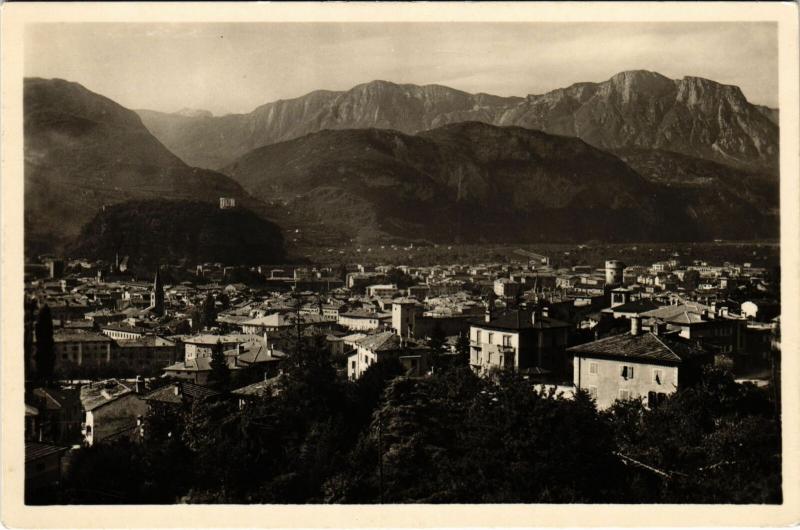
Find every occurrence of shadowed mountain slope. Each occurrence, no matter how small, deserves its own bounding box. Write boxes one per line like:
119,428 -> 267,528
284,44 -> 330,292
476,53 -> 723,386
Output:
24,78 -> 267,255
221,122 -> 778,245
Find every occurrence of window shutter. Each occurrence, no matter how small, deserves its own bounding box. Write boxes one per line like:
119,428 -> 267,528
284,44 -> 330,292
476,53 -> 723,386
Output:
629,366 -> 634,379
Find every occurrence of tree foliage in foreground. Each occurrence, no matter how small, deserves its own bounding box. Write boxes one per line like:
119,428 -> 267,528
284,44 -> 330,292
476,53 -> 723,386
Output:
59,348 -> 781,504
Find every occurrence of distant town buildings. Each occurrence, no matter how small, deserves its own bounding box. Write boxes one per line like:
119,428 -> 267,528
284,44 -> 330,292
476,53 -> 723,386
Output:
23,244 -> 781,497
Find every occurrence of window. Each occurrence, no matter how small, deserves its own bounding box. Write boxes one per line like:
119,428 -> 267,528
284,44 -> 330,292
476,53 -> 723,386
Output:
488,333 -> 494,345
589,362 -> 599,375
619,389 -> 632,401
653,369 -> 663,385
476,330 -> 482,343
621,365 -> 635,380
648,391 -> 667,408
502,335 -> 512,347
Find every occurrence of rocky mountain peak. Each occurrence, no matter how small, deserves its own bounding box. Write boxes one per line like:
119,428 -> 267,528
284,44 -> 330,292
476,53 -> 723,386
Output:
603,70 -> 675,101
676,76 -> 748,109
137,70 -> 778,173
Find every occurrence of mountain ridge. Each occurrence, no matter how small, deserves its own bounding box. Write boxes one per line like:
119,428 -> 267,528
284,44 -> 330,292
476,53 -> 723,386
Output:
221,121 -> 778,245
137,71 -> 779,172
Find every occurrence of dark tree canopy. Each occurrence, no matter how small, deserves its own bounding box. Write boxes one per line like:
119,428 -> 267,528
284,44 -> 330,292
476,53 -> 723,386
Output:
56,343 -> 781,505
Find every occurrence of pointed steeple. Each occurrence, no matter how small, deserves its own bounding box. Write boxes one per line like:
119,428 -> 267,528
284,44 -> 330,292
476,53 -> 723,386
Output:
151,266 -> 165,316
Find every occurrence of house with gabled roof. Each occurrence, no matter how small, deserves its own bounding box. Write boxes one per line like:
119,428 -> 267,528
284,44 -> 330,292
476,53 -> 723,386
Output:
346,331 -> 431,380
568,317 -> 712,410
640,302 -> 746,355
143,380 -> 222,408
79,379 -> 148,446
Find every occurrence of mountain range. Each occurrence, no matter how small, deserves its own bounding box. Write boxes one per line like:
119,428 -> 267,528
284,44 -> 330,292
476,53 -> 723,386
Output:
138,70 -> 778,173
24,73 -> 780,257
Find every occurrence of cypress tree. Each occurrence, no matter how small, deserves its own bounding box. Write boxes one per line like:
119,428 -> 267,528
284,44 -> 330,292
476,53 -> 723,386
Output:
208,339 -> 230,391
34,304 -> 55,384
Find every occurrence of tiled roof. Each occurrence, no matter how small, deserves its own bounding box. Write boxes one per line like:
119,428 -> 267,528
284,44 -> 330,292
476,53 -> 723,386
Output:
181,333 -> 260,345
164,351 -> 250,373
115,336 -> 175,348
26,442 -> 69,463
607,300 -> 661,313
472,310 -> 570,331
356,331 -> 401,352
143,381 -> 220,404
236,342 -> 285,365
340,310 -> 381,319
54,331 -> 112,343
231,376 -> 282,397
241,313 -> 330,327
666,311 -> 706,325
79,379 -> 135,411
640,303 -> 712,321
100,323 -> 149,333
568,332 -> 706,364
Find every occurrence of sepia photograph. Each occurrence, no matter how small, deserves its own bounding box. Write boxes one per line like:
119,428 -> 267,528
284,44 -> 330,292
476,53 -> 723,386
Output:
1,2 -> 799,527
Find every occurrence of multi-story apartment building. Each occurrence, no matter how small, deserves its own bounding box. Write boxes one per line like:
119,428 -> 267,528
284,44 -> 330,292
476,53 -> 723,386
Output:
469,308 -> 571,376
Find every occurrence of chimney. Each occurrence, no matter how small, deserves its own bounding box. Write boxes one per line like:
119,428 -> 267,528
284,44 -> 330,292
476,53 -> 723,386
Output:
134,375 -> 144,394
263,330 -> 268,346
484,308 -> 492,323
630,316 -> 641,336
174,383 -> 182,396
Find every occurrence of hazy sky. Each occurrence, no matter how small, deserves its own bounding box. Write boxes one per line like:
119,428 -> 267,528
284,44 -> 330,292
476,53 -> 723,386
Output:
25,22 -> 778,115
